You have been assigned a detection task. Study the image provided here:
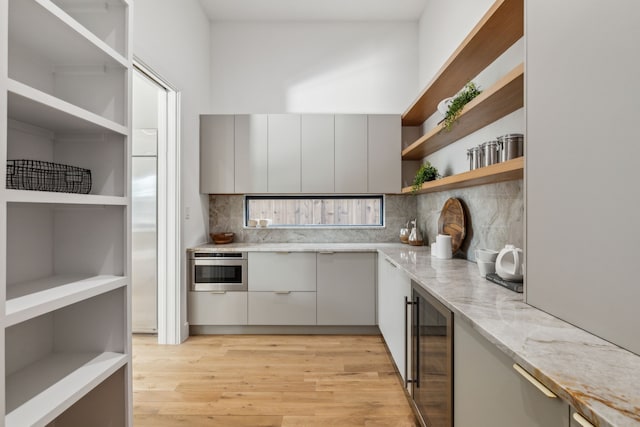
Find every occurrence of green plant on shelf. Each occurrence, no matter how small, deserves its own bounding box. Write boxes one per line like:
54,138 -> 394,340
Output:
443,81 -> 482,131
412,161 -> 440,194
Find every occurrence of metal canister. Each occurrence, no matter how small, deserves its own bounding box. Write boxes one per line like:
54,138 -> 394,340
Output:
467,146 -> 482,170
497,133 -> 524,162
481,140 -> 500,167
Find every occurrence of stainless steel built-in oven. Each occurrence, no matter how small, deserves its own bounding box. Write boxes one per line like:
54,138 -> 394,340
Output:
408,281 -> 453,427
188,252 -> 248,291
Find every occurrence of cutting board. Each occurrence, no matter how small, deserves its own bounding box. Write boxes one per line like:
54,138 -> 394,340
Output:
438,198 -> 466,254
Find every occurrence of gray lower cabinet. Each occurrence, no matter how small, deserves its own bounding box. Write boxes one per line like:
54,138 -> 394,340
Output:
317,252 -> 375,325
188,291 -> 248,325
248,252 -> 316,325
248,252 -> 316,292
248,291 -> 316,325
454,319 -> 569,427
377,255 -> 411,383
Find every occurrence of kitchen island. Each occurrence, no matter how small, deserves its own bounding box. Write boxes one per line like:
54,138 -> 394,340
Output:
189,242 -> 640,427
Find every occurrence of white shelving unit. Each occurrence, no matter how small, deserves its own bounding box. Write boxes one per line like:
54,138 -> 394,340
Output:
1,0 -> 132,425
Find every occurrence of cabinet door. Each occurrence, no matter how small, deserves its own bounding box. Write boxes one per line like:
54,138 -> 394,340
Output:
188,291 -> 248,325
335,115 -> 367,193
526,1 -> 640,355
454,319 -> 569,427
267,114 -> 301,193
317,252 -> 375,325
248,252 -> 316,291
368,114 -> 401,194
377,255 -> 411,383
200,115 -> 235,193
248,291 -> 316,325
235,114 -> 268,193
301,114 -> 334,193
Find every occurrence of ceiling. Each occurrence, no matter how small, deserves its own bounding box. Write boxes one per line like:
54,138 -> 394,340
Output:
199,0 -> 428,22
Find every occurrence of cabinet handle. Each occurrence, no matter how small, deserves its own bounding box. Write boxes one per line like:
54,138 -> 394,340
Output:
572,412 -> 595,427
318,251 -> 335,255
512,364 -> 557,398
274,291 -> 291,295
404,296 -> 415,387
210,291 -> 226,295
276,252 -> 290,255
385,258 -> 397,268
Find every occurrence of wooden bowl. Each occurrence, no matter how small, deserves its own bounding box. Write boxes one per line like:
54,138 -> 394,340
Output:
211,232 -> 234,244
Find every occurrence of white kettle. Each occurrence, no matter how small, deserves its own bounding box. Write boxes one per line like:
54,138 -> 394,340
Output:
495,245 -> 524,282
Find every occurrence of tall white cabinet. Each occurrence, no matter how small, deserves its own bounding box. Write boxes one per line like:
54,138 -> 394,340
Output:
1,0 -> 132,425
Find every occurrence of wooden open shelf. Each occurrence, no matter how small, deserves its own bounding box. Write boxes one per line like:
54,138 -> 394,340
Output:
402,0 -> 523,126
402,157 -> 523,195
402,63 -> 523,160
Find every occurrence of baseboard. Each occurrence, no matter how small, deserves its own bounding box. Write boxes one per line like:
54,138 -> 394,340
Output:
190,325 -> 381,335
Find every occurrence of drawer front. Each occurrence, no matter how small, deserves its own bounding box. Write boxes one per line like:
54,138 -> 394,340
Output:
188,291 -> 248,325
248,252 -> 316,291
248,291 -> 316,325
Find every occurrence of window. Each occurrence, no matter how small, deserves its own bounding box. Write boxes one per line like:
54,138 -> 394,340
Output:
245,195 -> 384,227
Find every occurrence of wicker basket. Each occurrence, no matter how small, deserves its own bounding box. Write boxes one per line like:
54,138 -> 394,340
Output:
6,159 -> 92,194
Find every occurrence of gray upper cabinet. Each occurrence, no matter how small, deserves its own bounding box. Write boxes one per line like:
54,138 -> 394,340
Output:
301,115 -> 335,193
234,115 -> 268,193
268,114 -> 301,193
200,115 -> 235,193
200,113 -> 401,195
368,115 -> 401,194
335,115 -> 368,193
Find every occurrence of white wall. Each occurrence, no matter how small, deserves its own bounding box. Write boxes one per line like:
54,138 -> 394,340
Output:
209,21 -> 419,114
133,0 -> 211,342
417,0 -> 524,176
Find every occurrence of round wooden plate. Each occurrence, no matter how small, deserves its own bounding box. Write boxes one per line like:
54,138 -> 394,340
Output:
438,198 -> 466,254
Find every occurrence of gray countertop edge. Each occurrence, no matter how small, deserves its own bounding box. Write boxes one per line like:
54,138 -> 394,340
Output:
188,242 -> 640,427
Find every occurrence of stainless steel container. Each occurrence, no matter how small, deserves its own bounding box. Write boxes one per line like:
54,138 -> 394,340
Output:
467,146 -> 482,170
497,133 -> 524,162
481,140 -> 500,166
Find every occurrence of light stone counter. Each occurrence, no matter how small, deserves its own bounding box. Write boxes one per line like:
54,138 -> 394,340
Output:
188,242 -> 640,426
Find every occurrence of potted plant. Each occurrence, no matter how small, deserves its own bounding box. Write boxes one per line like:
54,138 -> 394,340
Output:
412,161 -> 440,194
443,81 -> 482,131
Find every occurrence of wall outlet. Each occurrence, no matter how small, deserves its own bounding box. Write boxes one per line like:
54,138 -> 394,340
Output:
185,206 -> 190,220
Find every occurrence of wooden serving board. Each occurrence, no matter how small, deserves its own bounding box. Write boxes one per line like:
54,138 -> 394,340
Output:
438,198 -> 466,254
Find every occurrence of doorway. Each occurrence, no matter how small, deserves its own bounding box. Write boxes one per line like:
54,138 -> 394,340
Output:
132,62 -> 181,343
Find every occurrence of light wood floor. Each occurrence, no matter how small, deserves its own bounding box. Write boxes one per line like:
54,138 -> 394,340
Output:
133,334 -> 419,426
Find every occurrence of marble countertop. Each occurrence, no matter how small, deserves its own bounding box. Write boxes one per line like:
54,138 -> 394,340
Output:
188,242 -> 404,252
188,242 -> 639,426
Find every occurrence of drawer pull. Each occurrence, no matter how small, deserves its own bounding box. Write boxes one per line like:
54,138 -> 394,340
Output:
572,412 -> 595,427
385,258 -> 397,268
276,252 -> 290,255
210,291 -> 226,295
512,364 -> 557,398
274,291 -> 291,295
318,251 -> 335,255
